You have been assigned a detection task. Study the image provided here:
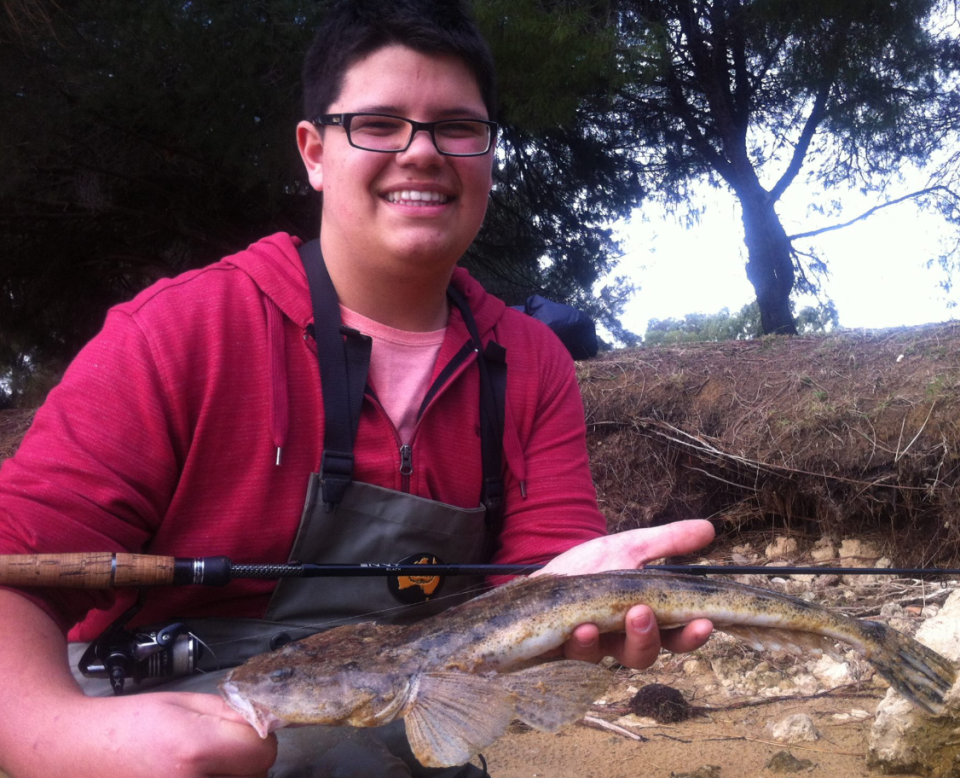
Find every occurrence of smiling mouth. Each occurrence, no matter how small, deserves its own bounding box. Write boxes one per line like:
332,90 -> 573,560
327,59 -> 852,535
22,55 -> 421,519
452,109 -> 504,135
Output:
384,190 -> 451,206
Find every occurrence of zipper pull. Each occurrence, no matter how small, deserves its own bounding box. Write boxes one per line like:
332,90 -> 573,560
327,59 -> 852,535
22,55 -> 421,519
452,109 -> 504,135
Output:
399,444 -> 413,476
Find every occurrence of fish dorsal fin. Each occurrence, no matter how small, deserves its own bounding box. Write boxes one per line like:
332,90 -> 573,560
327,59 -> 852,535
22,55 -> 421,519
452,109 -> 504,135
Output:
499,660 -> 612,733
718,625 -> 843,659
403,672 -> 517,768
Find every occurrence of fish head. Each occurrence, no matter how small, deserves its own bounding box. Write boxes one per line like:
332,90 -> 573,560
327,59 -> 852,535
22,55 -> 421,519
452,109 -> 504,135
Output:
220,660 -> 411,736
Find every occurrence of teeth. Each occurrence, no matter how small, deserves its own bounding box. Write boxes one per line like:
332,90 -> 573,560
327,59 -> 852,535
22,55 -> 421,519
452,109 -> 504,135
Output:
385,190 -> 449,205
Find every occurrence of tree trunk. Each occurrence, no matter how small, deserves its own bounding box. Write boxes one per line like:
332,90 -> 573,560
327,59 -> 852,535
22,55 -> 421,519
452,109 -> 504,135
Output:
740,196 -> 798,335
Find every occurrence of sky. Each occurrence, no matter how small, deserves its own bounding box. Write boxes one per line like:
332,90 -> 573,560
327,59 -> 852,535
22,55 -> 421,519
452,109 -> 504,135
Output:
616,182 -> 958,338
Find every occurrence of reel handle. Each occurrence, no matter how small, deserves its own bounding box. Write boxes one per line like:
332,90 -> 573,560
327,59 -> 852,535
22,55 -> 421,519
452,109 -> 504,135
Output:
0,553 -> 232,588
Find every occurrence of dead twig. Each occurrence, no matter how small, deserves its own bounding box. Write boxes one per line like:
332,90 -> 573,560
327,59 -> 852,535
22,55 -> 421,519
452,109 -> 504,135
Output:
579,715 -> 647,742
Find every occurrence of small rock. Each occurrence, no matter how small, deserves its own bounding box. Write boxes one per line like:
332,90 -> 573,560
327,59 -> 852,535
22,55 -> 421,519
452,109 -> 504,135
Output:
765,751 -> 815,773
838,538 -> 880,564
765,536 -> 799,561
880,602 -> 905,618
710,656 -> 755,685
671,767 -> 722,778
682,658 -> 709,676
768,713 -> 821,743
830,708 -> 871,722
810,654 -> 854,686
811,539 -> 837,562
838,539 -> 882,585
781,671 -> 821,697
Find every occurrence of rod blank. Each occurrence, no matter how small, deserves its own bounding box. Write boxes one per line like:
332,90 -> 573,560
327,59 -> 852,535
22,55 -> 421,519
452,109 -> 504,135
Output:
2,553 -> 959,590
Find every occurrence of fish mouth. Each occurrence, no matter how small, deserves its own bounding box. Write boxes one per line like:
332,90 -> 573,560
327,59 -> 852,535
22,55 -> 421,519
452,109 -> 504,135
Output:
219,678 -> 289,738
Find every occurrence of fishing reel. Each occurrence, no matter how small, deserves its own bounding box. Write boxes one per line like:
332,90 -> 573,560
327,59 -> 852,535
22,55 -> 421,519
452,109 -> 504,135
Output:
78,591 -> 202,694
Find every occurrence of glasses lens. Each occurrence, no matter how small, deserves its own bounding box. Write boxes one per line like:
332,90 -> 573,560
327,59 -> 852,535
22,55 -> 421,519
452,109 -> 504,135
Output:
347,115 -> 412,151
434,120 -> 491,155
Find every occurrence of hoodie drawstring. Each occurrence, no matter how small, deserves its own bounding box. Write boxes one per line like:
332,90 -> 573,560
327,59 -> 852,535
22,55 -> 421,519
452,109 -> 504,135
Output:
263,297 -> 289,465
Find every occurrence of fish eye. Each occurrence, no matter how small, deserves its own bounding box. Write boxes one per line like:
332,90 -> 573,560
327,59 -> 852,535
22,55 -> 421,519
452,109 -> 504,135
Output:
270,667 -> 294,683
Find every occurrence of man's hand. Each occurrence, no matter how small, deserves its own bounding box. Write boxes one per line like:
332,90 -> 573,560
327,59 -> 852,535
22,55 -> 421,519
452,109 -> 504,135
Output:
10,690 -> 277,778
534,519 -> 716,669
0,589 -> 277,778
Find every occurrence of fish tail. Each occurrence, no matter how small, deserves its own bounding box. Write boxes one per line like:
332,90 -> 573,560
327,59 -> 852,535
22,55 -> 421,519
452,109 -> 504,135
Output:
858,620 -> 957,715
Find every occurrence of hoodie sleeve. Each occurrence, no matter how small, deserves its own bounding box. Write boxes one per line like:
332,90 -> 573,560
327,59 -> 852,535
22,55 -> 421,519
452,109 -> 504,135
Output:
490,312 -> 606,577
0,307 -> 180,631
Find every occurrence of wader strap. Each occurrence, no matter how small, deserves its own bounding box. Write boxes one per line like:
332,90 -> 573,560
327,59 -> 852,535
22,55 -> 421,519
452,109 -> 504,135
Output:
447,286 -> 507,535
298,239 -> 506,531
298,240 -> 372,511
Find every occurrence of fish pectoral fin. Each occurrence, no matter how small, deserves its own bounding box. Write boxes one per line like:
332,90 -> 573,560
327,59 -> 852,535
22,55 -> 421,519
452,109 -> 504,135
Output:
499,660 -> 612,733
718,625 -> 842,659
403,672 -> 517,768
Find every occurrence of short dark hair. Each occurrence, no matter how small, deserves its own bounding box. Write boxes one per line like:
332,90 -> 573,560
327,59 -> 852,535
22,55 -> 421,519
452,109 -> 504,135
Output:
302,0 -> 497,121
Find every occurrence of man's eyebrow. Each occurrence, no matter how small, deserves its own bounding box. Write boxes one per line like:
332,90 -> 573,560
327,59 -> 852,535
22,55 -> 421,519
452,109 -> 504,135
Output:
353,104 -> 489,120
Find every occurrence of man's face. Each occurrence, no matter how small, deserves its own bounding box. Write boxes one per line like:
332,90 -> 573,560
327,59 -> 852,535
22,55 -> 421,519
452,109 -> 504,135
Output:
298,45 -> 495,282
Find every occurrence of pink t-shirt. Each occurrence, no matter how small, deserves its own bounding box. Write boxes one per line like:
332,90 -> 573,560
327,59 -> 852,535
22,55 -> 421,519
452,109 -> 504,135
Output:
340,306 -> 446,444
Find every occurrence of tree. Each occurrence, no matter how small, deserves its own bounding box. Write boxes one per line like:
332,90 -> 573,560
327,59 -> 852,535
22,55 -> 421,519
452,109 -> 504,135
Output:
610,0 -> 960,334
0,0 -> 646,404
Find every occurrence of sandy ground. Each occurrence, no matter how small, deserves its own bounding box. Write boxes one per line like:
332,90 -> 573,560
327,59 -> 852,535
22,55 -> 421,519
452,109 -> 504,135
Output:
483,688 -> 900,778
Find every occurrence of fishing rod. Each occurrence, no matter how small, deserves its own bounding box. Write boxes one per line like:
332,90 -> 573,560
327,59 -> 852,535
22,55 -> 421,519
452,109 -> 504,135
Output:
2,552 -> 960,589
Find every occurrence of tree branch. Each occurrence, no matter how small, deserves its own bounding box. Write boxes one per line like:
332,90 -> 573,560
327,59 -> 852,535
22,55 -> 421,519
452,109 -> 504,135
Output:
769,83 -> 831,203
788,185 -> 960,241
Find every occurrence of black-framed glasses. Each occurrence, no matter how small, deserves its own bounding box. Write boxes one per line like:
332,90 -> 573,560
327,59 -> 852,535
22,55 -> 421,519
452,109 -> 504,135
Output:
311,113 -> 498,157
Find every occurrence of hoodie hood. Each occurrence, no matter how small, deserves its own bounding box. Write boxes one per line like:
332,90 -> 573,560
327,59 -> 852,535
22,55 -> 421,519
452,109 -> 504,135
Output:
225,232 -> 507,337
220,233 -> 521,484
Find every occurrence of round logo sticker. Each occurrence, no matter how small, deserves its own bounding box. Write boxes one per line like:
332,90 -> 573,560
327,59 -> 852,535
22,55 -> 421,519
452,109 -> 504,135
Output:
387,553 -> 445,605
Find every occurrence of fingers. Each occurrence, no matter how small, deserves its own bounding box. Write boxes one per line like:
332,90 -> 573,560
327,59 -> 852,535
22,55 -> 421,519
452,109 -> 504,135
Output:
561,611 -> 714,670
609,605 -> 662,670
562,606 -> 665,670
660,618 -> 713,655
561,623 -> 603,663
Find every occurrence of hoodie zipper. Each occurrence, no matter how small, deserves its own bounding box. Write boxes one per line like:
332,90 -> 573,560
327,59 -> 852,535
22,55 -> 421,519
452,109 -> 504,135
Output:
310,330 -> 481,495
399,444 -> 413,492
388,342 -> 478,494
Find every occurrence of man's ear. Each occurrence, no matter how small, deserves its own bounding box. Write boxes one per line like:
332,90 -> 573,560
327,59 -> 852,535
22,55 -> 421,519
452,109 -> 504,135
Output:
296,121 -> 324,192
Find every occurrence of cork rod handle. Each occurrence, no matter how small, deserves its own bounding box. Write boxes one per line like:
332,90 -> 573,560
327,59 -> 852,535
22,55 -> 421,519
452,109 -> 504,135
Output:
0,553 -> 178,588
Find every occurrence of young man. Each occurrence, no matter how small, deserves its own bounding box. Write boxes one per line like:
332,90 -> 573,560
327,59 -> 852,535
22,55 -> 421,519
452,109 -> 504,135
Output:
0,2 -> 714,776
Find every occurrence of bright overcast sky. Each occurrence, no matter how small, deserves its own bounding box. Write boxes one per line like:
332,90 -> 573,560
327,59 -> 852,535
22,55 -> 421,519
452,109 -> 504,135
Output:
616,182 -> 958,337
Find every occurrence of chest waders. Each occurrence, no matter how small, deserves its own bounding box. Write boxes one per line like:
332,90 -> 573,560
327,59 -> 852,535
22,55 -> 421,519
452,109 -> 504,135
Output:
71,242 -> 504,776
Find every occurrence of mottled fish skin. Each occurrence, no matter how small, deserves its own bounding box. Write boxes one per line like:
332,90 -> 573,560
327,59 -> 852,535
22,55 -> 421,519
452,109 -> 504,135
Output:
219,571 -> 957,767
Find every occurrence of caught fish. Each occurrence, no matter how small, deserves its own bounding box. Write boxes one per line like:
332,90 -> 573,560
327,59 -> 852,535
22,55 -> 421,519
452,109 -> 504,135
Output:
219,571 -> 957,767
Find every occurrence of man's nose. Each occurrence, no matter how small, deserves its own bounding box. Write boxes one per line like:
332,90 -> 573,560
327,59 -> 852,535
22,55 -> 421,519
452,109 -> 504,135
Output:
399,127 -> 443,161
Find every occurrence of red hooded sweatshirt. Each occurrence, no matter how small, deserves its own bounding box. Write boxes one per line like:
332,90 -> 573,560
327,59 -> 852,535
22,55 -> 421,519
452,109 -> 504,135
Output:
0,233 -> 606,640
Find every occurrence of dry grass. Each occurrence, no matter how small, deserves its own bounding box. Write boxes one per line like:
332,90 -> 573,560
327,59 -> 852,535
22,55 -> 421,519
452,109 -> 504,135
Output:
580,322 -> 960,567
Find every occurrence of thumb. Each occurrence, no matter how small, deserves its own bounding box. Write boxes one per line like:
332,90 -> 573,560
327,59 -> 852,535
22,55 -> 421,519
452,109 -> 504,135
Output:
165,690 -> 259,729
537,520 -> 716,576
615,520 -> 717,566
